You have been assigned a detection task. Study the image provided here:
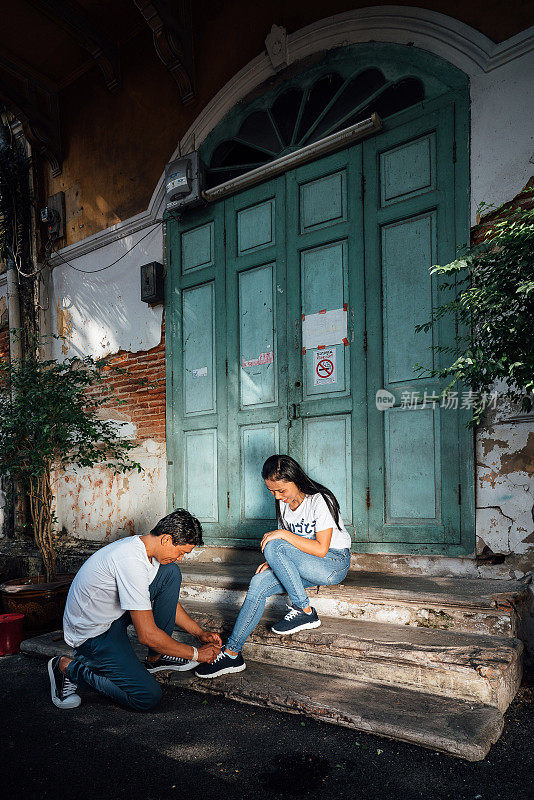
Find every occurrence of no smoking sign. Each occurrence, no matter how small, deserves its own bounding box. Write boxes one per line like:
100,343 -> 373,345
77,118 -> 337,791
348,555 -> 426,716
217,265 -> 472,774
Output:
313,347 -> 337,386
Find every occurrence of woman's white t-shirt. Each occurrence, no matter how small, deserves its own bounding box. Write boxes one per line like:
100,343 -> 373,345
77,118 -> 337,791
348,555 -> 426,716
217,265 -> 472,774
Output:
63,535 -> 160,648
279,493 -> 352,550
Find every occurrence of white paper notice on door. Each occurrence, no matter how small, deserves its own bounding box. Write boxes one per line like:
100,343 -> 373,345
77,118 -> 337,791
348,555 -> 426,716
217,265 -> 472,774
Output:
192,366 -> 208,378
313,348 -> 337,386
302,307 -> 347,351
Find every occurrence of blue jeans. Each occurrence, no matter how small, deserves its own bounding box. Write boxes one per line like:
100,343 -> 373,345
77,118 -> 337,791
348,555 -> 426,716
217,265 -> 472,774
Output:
226,539 -> 351,653
65,562 -> 181,711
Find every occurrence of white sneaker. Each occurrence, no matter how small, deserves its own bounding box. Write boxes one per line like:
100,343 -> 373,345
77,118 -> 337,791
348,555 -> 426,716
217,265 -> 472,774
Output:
145,654 -> 199,672
48,657 -> 81,709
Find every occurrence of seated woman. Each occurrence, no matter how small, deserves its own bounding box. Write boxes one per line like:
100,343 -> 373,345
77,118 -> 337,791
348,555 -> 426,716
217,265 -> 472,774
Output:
195,454 -> 352,678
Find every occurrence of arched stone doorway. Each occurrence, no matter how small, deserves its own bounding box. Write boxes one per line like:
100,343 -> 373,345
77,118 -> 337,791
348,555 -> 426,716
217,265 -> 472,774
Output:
166,42 -> 474,555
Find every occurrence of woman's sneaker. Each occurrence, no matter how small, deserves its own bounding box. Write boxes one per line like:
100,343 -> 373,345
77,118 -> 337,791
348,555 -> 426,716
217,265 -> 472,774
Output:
271,604 -> 321,635
48,656 -> 81,709
145,654 -> 199,672
194,649 -> 246,678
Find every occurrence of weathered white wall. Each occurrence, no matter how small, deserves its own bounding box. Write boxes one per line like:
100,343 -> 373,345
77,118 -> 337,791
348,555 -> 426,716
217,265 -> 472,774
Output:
50,223 -> 163,361
53,440 -> 166,541
476,383 -> 534,576
48,226 -> 167,541
470,51 -> 534,221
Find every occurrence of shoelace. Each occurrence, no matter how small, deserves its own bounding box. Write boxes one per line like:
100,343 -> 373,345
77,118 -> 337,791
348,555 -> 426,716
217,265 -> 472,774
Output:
283,605 -> 302,621
213,649 -> 229,663
61,674 -> 78,698
163,655 -> 188,664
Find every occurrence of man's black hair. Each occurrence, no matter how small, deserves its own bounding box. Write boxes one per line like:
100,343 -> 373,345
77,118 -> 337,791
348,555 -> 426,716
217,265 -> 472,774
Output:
149,508 -> 203,546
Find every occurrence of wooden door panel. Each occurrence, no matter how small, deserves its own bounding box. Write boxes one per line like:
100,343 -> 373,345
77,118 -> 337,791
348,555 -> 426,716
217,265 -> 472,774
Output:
184,429 -> 219,523
181,222 -> 215,273
364,106 -> 465,549
385,406 -> 440,523
299,170 -> 347,232
182,282 -> 216,416
237,198 -> 276,254
166,202 -> 229,539
286,148 -> 364,544
303,415 -> 353,524
239,264 -> 277,408
225,179 -> 287,538
379,133 -> 436,206
241,423 -> 280,520
382,212 -> 436,384
301,240 -> 350,400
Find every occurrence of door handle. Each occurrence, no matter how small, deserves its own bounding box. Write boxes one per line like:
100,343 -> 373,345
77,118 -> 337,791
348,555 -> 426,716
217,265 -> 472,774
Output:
288,403 -> 299,420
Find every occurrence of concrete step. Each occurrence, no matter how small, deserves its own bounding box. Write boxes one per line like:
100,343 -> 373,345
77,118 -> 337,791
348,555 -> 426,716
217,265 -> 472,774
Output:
179,563 -> 529,638
20,630 -> 504,761
172,603 -> 523,712
181,661 -> 504,762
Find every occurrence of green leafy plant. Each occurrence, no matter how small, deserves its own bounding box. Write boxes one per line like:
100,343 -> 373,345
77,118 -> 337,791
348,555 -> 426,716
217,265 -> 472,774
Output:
0,347 -> 142,581
414,201 -> 534,427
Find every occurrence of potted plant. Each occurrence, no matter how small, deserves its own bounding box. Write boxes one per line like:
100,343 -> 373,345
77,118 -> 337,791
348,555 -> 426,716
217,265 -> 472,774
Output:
0,346 -> 142,630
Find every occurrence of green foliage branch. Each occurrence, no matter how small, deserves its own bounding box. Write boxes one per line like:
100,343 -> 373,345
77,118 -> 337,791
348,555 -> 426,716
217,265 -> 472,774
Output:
0,346 -> 143,581
414,202 -> 534,427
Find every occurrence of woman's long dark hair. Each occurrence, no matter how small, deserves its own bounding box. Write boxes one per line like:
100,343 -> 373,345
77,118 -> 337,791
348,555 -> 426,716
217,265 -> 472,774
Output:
262,454 -> 342,530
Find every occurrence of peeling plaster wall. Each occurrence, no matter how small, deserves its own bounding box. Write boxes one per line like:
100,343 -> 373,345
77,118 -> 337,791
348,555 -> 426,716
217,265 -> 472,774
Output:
476,389 -> 534,577
53,441 -> 166,542
48,228 -> 167,541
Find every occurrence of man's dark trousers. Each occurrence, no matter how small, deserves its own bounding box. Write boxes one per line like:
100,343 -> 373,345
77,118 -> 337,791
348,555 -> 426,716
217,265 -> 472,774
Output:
66,562 -> 181,710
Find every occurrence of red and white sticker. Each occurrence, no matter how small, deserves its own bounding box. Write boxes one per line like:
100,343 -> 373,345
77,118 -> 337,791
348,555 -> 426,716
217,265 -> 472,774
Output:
313,348 -> 337,386
242,350 -> 274,368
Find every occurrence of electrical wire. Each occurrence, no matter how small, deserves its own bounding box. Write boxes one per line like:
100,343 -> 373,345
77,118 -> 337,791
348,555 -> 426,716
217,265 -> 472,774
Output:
50,221 -> 163,275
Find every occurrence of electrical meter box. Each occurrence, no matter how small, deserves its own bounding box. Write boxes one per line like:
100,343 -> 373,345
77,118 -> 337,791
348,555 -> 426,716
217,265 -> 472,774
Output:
165,151 -> 204,212
140,261 -> 164,304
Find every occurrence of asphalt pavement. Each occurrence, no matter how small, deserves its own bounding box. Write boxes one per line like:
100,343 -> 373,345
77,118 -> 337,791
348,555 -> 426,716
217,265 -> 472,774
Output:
1,653 -> 532,800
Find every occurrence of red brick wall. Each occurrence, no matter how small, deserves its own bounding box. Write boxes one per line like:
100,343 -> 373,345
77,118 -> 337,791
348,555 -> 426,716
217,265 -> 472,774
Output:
471,177 -> 534,245
0,325 -> 10,360
89,317 -> 166,443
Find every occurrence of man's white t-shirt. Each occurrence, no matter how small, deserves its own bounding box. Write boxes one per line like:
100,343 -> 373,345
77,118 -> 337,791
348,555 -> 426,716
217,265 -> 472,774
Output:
63,536 -> 160,648
279,493 -> 352,551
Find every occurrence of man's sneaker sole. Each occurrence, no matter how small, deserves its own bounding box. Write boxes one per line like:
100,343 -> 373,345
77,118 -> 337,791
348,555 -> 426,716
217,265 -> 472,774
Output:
194,662 -> 247,679
271,618 -> 322,635
147,661 -> 199,673
47,657 -> 81,709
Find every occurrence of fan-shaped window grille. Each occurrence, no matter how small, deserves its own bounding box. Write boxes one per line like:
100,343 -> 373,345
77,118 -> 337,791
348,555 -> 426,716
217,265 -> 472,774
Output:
206,69 -> 424,188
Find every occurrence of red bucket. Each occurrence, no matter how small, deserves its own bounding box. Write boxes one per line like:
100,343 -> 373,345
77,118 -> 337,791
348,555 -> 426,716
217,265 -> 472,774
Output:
0,612 -> 25,655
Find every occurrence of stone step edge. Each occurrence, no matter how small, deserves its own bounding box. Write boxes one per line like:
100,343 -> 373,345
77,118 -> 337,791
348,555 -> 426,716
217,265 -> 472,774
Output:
19,630 -> 504,761
180,584 -> 517,638
173,607 -> 522,712
180,574 -> 524,614
179,604 -> 522,668
163,660 -> 504,761
20,624 -> 522,713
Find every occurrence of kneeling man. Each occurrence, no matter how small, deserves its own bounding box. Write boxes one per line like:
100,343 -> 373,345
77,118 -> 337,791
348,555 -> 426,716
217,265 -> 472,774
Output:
48,508 -> 221,711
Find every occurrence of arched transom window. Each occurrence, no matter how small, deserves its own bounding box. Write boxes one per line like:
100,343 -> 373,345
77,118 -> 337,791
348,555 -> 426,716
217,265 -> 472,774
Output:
205,68 -> 424,188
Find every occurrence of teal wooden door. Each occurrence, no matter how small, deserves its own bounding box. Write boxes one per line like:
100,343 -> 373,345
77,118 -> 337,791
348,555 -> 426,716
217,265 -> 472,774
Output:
165,202 -> 231,540
167,98 -> 473,553
363,105 -> 471,553
224,178 -> 289,542
285,148 -> 368,540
